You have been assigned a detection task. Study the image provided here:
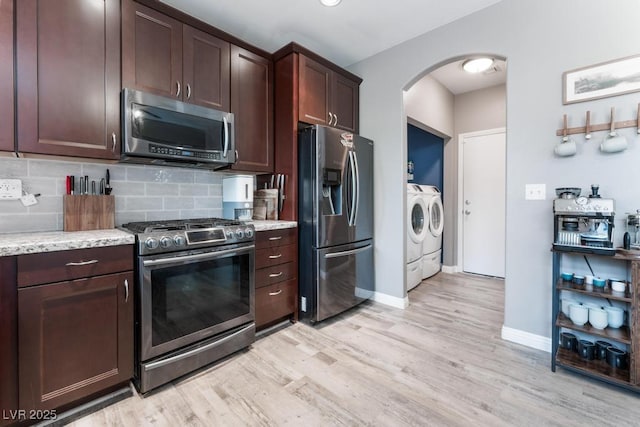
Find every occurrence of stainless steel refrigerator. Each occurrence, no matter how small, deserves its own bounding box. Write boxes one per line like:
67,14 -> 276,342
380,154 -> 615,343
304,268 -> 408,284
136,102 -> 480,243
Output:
298,125 -> 374,323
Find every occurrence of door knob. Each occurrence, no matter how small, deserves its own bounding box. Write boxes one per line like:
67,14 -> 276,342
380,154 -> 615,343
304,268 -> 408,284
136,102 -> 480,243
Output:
465,210 -> 471,215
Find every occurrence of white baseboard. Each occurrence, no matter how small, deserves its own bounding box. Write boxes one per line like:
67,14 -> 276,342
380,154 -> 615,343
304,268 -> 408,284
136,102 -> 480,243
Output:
501,325 -> 551,353
371,291 -> 409,309
441,265 -> 459,274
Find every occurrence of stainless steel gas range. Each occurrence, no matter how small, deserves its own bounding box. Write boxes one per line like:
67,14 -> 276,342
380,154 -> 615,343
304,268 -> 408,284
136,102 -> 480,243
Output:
121,218 -> 256,393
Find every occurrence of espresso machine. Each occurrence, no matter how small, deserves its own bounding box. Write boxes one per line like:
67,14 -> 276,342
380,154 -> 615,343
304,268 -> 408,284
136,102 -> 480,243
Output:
553,185 -> 616,255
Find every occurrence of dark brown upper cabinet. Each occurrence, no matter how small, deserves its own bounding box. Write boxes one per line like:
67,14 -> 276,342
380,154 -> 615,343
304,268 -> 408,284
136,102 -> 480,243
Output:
273,43 -> 362,221
16,0 -> 121,159
122,0 -> 230,111
231,46 -> 274,173
299,55 -> 359,133
0,0 -> 14,153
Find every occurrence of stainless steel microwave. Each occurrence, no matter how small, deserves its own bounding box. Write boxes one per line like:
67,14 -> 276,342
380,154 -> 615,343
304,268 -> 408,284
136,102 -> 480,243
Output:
121,88 -> 235,169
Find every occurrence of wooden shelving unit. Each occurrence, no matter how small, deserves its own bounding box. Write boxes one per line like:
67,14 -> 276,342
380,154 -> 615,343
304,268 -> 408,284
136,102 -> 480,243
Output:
552,248 -> 640,391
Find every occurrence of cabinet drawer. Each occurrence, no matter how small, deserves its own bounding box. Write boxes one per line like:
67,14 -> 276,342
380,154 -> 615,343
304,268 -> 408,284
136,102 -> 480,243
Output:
17,245 -> 134,288
256,262 -> 296,288
256,228 -> 296,248
256,243 -> 296,269
255,279 -> 296,328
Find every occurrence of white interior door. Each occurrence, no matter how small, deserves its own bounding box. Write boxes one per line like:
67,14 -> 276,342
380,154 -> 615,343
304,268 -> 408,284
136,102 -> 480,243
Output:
462,131 -> 505,277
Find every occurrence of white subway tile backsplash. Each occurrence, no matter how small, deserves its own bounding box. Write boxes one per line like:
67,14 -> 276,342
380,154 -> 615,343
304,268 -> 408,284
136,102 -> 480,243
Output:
147,210 -> 180,221
28,159 -> 82,178
180,184 -> 209,196
0,213 -> 58,234
194,197 -> 221,209
0,158 -> 229,233
146,182 -> 180,196
164,197 -> 195,210
124,196 -> 163,211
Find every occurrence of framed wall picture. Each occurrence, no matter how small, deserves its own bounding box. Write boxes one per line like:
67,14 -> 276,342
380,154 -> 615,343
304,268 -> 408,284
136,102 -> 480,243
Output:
563,54 -> 640,104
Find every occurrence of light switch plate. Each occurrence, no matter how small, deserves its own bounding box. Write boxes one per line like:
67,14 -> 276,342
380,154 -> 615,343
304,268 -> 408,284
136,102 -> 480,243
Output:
525,184 -> 546,200
0,179 -> 22,200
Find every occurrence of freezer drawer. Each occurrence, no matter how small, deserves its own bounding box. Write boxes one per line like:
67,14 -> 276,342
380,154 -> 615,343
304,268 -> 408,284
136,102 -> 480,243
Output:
313,240 -> 374,322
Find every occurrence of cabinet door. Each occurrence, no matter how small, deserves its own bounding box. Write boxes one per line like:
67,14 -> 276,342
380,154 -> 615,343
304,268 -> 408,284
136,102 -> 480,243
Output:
332,73 -> 359,133
231,46 -> 273,172
17,0 -> 121,159
19,272 -> 134,411
122,0 -> 182,99
0,0 -> 14,152
183,26 -> 230,110
299,55 -> 332,126
0,257 -> 17,426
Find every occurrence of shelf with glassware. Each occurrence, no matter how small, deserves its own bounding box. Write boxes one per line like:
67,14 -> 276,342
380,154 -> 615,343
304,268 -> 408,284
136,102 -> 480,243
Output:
551,248 -> 640,392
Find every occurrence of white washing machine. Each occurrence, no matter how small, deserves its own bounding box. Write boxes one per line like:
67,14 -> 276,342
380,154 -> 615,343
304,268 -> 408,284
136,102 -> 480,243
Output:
419,185 -> 444,279
407,184 -> 427,291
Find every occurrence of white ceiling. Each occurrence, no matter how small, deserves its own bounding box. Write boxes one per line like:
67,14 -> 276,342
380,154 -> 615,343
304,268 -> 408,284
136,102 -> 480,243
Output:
159,0 -> 502,68
429,58 -> 507,94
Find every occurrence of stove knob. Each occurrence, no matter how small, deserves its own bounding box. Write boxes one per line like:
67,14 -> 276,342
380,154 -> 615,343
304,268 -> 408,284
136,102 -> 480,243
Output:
245,228 -> 254,238
174,235 -> 186,246
160,236 -> 173,248
235,229 -> 244,239
145,237 -> 159,250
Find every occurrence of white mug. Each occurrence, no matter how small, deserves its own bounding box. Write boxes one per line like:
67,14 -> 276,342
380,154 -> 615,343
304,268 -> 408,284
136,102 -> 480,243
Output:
554,139 -> 577,157
600,134 -> 628,153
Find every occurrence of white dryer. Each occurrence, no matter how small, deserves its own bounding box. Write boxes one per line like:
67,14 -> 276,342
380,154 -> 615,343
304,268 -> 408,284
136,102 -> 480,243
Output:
419,185 -> 444,279
407,184 -> 427,291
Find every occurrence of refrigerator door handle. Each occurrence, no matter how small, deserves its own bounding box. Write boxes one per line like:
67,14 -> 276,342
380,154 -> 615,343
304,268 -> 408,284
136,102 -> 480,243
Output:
277,174 -> 286,213
352,151 -> 360,227
348,151 -> 357,226
324,244 -> 372,259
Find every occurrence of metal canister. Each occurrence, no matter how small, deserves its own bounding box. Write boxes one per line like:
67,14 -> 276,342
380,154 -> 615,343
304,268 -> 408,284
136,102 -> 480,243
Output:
626,210 -> 640,248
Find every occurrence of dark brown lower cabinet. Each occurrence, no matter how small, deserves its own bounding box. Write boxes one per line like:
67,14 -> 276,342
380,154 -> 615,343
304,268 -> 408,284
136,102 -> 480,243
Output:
18,272 -> 133,412
0,257 -> 17,427
255,228 -> 298,330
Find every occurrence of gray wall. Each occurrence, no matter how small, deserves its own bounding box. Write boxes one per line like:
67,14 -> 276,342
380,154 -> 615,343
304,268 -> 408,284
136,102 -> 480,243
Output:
349,0 -> 640,338
0,157 -> 225,233
404,75 -> 454,138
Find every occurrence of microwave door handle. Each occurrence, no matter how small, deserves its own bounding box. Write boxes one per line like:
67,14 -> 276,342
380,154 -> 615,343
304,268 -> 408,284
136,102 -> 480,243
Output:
223,116 -> 229,158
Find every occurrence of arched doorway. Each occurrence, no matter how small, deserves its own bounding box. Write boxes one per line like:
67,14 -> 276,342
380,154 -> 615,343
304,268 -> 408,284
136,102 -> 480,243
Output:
403,54 -> 507,290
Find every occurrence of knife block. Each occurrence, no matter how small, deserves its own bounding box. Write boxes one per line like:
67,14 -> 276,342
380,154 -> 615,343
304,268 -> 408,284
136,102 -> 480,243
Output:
63,195 -> 115,231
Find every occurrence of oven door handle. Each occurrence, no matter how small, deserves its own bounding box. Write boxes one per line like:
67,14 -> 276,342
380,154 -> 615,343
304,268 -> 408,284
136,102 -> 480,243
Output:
143,323 -> 255,372
142,245 -> 255,267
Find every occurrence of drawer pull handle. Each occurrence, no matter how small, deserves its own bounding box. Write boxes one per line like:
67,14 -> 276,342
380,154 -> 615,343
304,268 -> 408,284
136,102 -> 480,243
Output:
269,272 -> 283,278
268,254 -> 282,259
269,289 -> 283,296
65,259 -> 99,267
268,236 -> 282,241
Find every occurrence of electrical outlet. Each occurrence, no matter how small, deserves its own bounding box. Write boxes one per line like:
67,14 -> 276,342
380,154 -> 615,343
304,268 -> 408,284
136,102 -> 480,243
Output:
0,179 -> 22,200
525,183 -> 546,200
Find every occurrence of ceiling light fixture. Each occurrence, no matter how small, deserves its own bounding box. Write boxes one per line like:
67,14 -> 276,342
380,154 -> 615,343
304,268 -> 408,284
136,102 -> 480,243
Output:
462,57 -> 494,74
320,0 -> 342,6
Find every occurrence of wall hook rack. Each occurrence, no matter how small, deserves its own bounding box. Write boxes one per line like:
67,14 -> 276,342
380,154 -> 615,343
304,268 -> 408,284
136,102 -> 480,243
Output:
556,103 -> 640,137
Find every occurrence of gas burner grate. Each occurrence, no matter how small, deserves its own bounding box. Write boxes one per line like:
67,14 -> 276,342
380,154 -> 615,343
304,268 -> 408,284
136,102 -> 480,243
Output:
122,217 -> 243,234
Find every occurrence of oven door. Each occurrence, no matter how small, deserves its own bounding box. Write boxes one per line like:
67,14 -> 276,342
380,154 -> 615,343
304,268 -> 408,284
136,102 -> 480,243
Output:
138,243 -> 254,361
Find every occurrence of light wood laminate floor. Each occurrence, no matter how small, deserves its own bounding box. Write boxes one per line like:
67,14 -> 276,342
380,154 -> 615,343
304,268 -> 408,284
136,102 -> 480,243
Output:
69,273 -> 640,426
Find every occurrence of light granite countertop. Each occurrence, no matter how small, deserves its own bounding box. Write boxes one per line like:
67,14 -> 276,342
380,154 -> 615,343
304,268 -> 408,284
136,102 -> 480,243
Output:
249,220 -> 297,232
0,229 -> 135,257
0,221 -> 297,257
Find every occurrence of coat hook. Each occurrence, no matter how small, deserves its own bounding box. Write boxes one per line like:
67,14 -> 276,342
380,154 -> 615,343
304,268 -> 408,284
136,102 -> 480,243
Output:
585,111 -> 591,140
